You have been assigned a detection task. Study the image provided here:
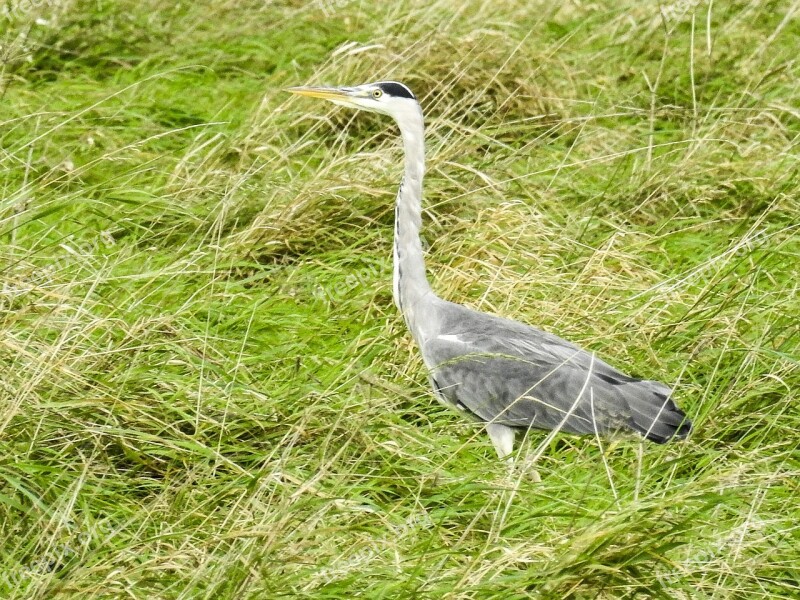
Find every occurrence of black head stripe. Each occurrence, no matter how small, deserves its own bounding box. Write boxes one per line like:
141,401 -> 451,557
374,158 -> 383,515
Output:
377,81 -> 416,100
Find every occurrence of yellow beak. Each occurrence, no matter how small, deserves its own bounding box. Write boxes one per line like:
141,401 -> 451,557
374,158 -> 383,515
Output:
287,86 -> 351,102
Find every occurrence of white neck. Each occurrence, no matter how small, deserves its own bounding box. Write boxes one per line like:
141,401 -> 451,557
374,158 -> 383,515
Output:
391,101 -> 434,341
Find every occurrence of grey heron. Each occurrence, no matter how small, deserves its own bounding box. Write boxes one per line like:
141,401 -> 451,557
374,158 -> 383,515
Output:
288,81 -> 691,460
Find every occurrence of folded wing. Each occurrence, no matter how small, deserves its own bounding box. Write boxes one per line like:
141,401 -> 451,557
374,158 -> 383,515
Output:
422,302 -> 691,443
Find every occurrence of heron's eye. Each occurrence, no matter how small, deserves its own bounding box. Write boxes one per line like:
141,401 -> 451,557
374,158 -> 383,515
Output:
372,89 -> 383,99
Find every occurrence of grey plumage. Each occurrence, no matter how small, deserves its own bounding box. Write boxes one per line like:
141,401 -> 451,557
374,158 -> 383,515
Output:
422,299 -> 690,445
289,80 -> 692,459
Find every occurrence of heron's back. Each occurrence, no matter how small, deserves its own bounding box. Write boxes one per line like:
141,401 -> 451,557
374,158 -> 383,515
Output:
421,301 -> 691,442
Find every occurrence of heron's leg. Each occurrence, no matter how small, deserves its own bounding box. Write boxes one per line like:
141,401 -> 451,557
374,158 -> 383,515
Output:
486,423 -> 515,460
518,453 -> 542,483
486,424 -> 541,482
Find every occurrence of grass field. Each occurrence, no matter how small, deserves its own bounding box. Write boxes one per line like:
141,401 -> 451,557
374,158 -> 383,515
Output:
1,0 -> 799,598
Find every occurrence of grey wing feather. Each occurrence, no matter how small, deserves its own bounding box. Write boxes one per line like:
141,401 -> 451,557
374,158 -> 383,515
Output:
422,302 -> 691,443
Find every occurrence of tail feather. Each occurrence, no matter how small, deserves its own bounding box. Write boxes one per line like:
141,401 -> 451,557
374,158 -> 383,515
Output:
624,380 -> 692,444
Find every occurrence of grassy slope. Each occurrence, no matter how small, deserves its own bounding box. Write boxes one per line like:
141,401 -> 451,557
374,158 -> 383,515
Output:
1,0 -> 798,598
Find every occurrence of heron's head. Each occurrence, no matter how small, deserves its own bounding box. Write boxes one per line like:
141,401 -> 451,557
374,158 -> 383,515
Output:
288,81 -> 419,122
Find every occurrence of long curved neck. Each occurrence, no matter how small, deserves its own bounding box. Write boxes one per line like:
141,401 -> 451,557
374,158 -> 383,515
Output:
393,103 -> 434,340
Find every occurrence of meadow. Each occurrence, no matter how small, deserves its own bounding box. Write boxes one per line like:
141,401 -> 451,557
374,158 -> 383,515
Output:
1,0 -> 798,598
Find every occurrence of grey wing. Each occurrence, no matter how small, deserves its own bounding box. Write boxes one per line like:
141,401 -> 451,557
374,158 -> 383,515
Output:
422,304 -> 691,442
424,335 -> 611,436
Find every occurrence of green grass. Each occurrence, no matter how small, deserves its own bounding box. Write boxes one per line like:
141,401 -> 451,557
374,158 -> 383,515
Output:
1,0 -> 798,598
